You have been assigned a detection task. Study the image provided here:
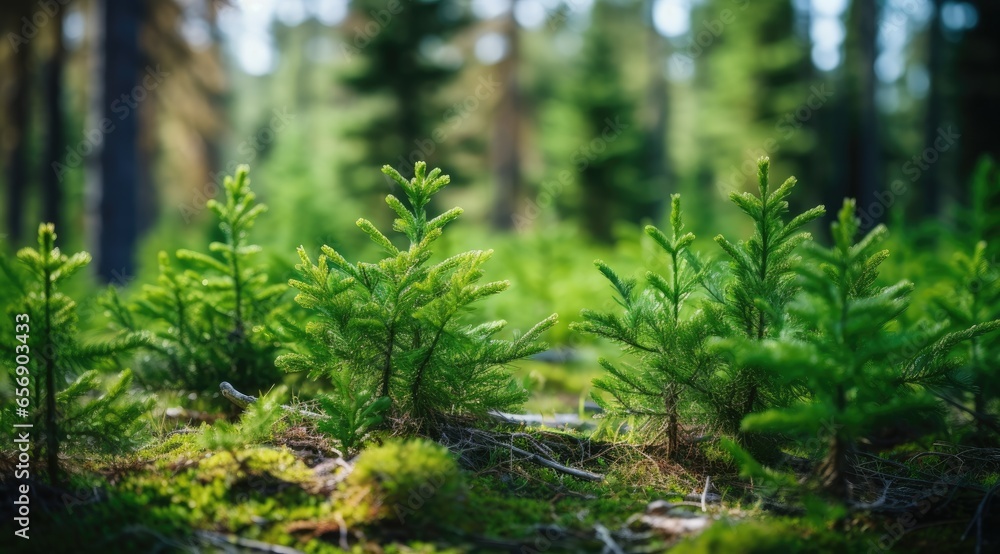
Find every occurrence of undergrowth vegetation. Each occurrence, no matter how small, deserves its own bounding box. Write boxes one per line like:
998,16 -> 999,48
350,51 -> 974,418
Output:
276,162 -> 557,429
1,158 -> 999,552
105,166 -> 288,395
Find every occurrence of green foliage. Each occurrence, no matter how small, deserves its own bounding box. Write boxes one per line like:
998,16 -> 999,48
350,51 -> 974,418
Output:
344,438 -> 463,525
575,194 -> 715,454
316,370 -> 391,455
200,386 -> 288,452
583,158 -> 824,459
721,200 -> 1000,497
108,166 -> 287,394
2,224 -> 151,484
670,518 -> 850,554
278,161 -> 557,424
712,158 -> 826,341
935,240 -> 1000,436
969,155 -> 1000,249
706,157 -> 825,453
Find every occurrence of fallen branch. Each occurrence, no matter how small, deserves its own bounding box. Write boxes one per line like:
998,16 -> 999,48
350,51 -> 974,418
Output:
220,382 -> 604,482
195,530 -> 306,554
701,476 -> 711,512
501,436 -> 604,482
593,523 -> 625,554
219,382 -> 324,418
443,424 -> 605,482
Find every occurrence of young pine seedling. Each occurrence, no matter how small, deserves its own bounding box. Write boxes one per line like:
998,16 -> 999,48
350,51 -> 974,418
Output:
575,194 -> 716,456
935,240 -> 1000,438
721,200 -> 1000,498
1,224 -> 151,486
107,166 -> 287,395
706,157 -> 825,458
278,162 -> 557,440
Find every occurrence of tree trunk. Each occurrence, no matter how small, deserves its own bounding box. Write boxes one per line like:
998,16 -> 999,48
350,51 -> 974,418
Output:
5,17 -> 32,245
845,0 -> 881,228
94,0 -> 143,282
819,385 -> 850,499
921,0 -> 944,218
490,10 -> 521,231
42,10 -> 65,234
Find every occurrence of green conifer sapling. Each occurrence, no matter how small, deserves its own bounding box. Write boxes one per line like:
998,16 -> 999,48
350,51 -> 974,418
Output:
278,162 -> 557,437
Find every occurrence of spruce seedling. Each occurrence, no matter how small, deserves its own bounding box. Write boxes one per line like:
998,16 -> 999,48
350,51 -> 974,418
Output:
722,201 -> 1000,498
576,194 -> 715,455
278,162 -> 557,429
108,166 -> 286,394
709,157 -> 824,455
5,224 -> 150,485
315,371 -> 391,455
935,241 -> 1000,436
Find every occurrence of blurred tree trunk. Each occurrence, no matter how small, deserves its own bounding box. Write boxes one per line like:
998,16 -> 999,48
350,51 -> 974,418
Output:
203,1 -> 228,206
42,9 -> 65,234
643,0 -> 669,215
490,10 -> 521,230
845,0 -> 881,227
921,0 -> 944,218
94,0 -> 142,282
4,3 -> 33,245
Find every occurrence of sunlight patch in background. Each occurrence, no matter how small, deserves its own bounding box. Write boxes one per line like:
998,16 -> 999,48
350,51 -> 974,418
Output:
63,7 -> 86,49
472,0 -> 511,20
475,32 -> 509,65
942,1 -> 978,31
514,0 -> 548,30
276,0 -> 309,27
810,0 -> 847,71
652,0 -> 691,38
422,36 -> 465,69
220,0 -> 349,76
314,0 -> 349,25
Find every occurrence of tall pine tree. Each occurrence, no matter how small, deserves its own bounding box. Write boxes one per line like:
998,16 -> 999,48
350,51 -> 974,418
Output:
339,0 -> 468,202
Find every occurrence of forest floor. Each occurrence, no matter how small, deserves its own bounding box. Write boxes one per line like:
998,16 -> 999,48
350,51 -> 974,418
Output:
1,356 -> 995,553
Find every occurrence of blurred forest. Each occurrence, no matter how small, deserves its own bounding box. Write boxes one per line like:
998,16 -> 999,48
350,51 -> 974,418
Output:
4,3 -> 1000,551
1,0 -> 998,288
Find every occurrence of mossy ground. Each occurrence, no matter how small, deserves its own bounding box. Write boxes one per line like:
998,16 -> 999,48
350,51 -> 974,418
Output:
0,429 -> 868,553
0,358 -> 989,553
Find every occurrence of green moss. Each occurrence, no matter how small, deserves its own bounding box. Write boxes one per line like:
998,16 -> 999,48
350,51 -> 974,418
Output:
342,439 -> 463,527
670,519 -> 851,554
459,463 -> 664,543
